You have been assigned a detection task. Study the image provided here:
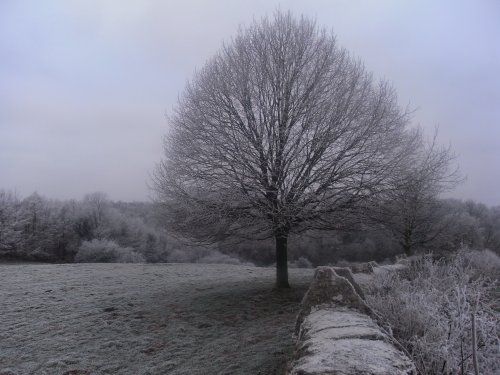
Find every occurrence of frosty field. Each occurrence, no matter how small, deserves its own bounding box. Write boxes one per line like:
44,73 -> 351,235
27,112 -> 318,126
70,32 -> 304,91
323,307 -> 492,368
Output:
0,263 -> 314,375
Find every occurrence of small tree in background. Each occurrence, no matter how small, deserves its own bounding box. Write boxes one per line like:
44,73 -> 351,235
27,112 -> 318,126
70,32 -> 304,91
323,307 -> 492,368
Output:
0,190 -> 23,257
153,11 -> 418,287
371,129 -> 461,255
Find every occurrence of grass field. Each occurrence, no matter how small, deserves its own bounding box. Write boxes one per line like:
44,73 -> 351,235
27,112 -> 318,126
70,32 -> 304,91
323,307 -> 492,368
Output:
0,263 -> 314,375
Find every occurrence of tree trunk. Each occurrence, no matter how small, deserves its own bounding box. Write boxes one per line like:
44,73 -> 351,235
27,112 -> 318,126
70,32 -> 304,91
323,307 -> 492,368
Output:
403,229 -> 413,256
403,242 -> 412,256
275,234 -> 290,288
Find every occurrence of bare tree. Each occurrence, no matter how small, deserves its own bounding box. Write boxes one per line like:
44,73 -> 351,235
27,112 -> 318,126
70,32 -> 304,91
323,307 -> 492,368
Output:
0,190 -> 23,257
83,192 -> 109,238
371,129 -> 461,255
152,12 -> 414,287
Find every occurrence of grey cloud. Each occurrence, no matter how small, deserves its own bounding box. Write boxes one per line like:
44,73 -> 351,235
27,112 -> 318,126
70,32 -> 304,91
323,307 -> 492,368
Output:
0,0 -> 499,204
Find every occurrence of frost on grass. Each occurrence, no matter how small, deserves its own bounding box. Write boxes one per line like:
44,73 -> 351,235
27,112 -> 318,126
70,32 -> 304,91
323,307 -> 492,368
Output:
0,263 -> 313,375
366,250 -> 500,375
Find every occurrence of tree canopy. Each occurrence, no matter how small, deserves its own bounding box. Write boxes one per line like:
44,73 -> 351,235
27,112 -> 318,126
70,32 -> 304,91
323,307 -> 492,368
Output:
153,12 -> 427,287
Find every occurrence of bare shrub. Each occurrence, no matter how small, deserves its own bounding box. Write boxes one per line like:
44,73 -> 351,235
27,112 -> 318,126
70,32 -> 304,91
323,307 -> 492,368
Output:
197,250 -> 250,265
75,239 -> 145,263
289,257 -> 313,269
334,259 -> 352,268
366,251 -> 499,374
166,249 -> 196,263
464,249 -> 500,280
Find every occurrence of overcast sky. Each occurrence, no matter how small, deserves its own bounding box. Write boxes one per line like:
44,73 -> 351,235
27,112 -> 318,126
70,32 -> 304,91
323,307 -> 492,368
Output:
1,0 -> 499,205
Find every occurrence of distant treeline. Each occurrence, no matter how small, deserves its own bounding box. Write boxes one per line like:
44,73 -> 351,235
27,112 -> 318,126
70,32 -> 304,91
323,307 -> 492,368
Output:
220,198 -> 500,266
1,189 -> 499,265
296,197 -> 500,264
0,191 -> 171,263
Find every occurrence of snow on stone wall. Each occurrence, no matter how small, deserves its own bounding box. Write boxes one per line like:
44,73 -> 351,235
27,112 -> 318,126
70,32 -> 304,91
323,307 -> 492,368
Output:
287,267 -> 416,375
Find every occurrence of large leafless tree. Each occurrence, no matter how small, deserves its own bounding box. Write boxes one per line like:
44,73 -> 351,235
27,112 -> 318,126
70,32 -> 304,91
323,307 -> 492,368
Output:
153,12 -> 415,287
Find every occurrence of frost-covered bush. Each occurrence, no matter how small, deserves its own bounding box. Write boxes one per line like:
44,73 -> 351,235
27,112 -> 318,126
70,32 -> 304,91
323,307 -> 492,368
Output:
289,256 -> 313,269
166,245 -> 213,263
197,250 -> 250,265
334,259 -> 352,268
29,247 -> 56,262
366,251 -> 499,374
75,239 -> 145,263
465,249 -> 500,280
114,248 -> 146,263
166,249 -> 194,263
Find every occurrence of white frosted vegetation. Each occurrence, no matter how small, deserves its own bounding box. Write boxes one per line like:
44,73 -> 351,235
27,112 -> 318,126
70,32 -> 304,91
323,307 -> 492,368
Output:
0,263 -> 313,375
75,239 -> 146,263
366,251 -> 500,374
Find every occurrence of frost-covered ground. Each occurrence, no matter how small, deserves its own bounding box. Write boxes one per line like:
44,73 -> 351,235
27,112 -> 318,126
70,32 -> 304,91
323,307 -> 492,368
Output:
0,263 -> 314,375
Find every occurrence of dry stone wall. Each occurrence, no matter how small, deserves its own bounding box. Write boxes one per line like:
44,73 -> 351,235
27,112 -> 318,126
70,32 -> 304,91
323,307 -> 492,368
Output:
288,267 -> 416,375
